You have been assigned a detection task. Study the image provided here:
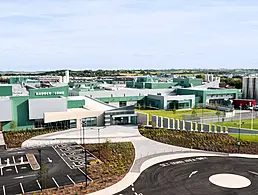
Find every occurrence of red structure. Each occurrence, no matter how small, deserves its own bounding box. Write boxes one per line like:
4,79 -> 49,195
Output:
233,99 -> 256,109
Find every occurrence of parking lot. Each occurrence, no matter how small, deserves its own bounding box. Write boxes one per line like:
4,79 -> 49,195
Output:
53,143 -> 98,169
0,143 -> 93,194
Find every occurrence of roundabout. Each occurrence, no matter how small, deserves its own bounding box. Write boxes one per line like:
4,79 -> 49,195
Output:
115,156 -> 258,195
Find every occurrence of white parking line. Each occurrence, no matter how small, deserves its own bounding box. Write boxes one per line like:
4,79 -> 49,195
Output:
12,156 -> 18,173
78,167 -> 93,181
3,185 -> 5,195
0,168 -> 3,176
52,146 -> 73,169
36,180 -> 41,190
67,175 -> 75,185
0,158 -> 2,165
20,182 -> 25,194
52,177 -> 59,188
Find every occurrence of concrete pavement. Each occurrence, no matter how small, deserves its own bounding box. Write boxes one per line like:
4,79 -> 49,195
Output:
21,125 -> 258,195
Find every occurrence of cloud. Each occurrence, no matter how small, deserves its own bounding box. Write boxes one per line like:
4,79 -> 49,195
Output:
0,0 -> 258,70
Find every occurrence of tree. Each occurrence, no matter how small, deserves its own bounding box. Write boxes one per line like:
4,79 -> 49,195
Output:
216,110 -> 221,123
38,163 -> 49,189
191,105 -> 198,117
172,108 -> 176,114
196,74 -> 205,79
191,109 -> 197,117
10,121 -> 16,129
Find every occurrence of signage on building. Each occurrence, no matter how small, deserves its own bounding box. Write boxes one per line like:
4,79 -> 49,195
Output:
35,91 -> 65,96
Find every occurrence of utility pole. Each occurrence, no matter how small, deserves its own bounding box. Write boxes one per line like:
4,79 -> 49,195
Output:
98,128 -> 100,158
251,103 -> 254,130
82,120 -> 88,187
38,149 -> 42,191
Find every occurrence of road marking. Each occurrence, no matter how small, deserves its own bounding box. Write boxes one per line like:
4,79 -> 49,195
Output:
52,146 -> 72,169
78,167 -> 93,181
14,174 -> 36,179
189,170 -> 198,178
132,187 -> 135,191
52,177 -> 59,188
0,168 -> 3,176
249,171 -> 258,176
67,175 -> 75,185
20,182 -> 25,194
3,185 -> 5,195
36,180 -> 41,190
13,156 -> 18,173
47,157 -> 52,163
0,158 -> 1,165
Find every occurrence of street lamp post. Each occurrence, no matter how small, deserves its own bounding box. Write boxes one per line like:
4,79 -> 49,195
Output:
251,103 -> 254,130
82,120 -> 88,187
38,149 -> 42,191
98,128 -> 100,158
201,103 -> 204,124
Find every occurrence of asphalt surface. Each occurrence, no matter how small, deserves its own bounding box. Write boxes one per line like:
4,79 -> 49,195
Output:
0,144 -> 91,195
116,156 -> 258,195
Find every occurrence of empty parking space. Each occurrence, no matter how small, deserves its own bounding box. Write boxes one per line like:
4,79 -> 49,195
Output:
2,166 -> 16,176
16,164 -> 33,174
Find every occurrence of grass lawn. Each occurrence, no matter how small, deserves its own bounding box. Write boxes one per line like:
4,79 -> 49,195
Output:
216,119 -> 258,130
136,108 -> 216,120
230,134 -> 258,142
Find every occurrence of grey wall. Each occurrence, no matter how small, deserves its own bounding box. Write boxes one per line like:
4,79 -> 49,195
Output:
29,98 -> 67,120
175,119 -> 180,130
203,124 -> 210,132
137,113 -> 148,125
158,116 -> 162,128
170,118 -> 175,129
185,121 -> 192,131
163,117 -> 169,129
152,115 -> 158,126
0,99 -> 12,121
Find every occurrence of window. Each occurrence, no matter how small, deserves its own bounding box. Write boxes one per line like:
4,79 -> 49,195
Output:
119,101 -> 127,107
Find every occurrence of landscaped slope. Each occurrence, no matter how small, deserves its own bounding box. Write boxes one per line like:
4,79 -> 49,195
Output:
139,126 -> 258,154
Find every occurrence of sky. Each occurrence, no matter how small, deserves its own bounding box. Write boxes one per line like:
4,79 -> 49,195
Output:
1,0 -> 258,71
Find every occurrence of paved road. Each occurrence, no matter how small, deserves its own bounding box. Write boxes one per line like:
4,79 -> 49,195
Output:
116,156 -> 258,195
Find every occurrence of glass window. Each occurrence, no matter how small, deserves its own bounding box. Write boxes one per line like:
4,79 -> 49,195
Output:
119,101 -> 127,107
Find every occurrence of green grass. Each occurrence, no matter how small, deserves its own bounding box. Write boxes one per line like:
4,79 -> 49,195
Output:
136,109 -> 216,120
230,134 -> 258,142
216,119 -> 258,130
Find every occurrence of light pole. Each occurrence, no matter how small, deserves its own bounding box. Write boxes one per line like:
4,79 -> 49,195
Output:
82,120 -> 88,187
201,103 -> 204,124
250,102 -> 254,130
38,149 -> 42,191
98,128 -> 100,158
234,121 -> 244,153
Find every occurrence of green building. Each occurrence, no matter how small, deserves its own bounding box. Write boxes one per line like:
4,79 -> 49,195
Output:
173,77 -> 202,88
176,88 -> 239,105
126,76 -> 177,89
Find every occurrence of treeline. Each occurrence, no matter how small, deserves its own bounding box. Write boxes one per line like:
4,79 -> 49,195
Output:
220,77 -> 242,89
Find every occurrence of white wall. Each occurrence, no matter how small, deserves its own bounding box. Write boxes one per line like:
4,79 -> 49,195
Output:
44,108 -> 104,126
